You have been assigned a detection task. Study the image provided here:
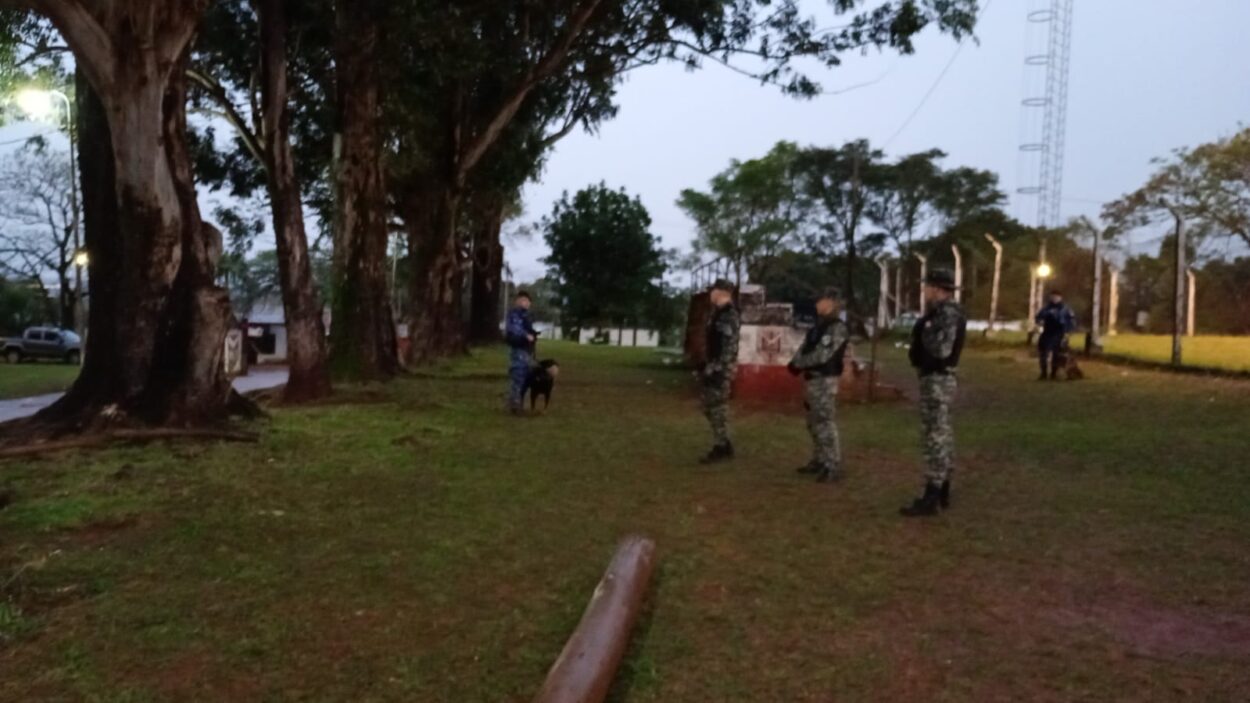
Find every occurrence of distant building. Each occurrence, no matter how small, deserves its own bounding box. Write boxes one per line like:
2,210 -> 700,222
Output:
239,297 -> 288,365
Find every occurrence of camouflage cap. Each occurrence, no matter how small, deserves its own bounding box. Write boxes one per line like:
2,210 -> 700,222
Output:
816,286 -> 842,301
923,268 -> 958,290
710,278 -> 735,293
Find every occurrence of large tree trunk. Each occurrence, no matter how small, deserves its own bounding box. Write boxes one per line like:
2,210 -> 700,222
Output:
143,58 -> 234,423
57,268 -> 74,330
328,0 -> 399,381
407,185 -> 467,363
21,2 -> 235,431
258,0 -> 332,402
468,199 -> 506,344
41,70 -> 121,417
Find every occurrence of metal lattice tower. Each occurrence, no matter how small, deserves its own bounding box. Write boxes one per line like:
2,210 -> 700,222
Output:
1018,0 -> 1075,229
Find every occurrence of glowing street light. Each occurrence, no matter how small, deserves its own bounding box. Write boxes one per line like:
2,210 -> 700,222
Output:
1036,262 -> 1053,279
15,88 -> 68,123
14,87 -> 84,333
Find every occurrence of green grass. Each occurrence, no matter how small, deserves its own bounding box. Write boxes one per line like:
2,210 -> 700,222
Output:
0,362 -> 79,400
2,340 -> 1249,701
976,331 -> 1250,372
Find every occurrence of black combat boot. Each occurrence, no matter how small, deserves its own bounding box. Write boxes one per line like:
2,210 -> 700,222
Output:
939,480 -> 951,509
815,464 -> 843,483
796,460 -> 821,475
699,441 -> 734,465
899,482 -> 943,517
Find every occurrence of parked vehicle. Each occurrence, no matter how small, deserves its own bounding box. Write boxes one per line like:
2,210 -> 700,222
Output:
3,327 -> 82,364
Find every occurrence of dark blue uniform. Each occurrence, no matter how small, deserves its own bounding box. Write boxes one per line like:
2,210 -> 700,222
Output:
505,307 -> 537,410
1035,301 -> 1076,378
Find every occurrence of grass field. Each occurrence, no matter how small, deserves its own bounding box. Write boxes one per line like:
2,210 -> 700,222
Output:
2,341 -> 1250,701
0,363 -> 79,400
975,332 -> 1250,373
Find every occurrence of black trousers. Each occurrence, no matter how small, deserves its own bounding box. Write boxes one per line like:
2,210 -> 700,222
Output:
1038,336 -> 1064,377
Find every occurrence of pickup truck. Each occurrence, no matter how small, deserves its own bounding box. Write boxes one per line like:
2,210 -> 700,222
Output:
3,327 -> 82,364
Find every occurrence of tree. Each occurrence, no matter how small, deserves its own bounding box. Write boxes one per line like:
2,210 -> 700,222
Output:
678,141 -> 800,287
0,146 -> 78,327
0,276 -> 49,333
1183,126 -> 1250,247
931,165 -> 1006,229
542,183 -> 666,330
395,0 -> 981,363
188,0 -> 335,399
6,2 -> 241,429
866,148 -> 946,256
794,139 -> 886,313
328,0 -> 399,380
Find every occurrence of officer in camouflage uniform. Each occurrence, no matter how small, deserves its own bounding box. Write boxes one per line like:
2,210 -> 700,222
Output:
901,269 -> 967,517
699,279 -> 740,464
788,287 -> 850,483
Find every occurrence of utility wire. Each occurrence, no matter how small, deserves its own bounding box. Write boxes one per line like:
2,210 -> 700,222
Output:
882,0 -> 994,149
0,130 -> 56,147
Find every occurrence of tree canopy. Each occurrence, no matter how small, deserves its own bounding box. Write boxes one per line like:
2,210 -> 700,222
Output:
542,183 -> 667,329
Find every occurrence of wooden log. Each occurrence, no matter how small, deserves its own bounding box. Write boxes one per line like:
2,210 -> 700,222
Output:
534,536 -> 657,703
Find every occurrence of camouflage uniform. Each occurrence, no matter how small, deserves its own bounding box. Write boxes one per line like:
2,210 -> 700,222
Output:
702,304 -> 740,447
789,315 -> 850,472
909,299 -> 967,486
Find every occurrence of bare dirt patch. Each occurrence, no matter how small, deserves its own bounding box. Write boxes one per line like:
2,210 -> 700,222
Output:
1046,602 -> 1250,660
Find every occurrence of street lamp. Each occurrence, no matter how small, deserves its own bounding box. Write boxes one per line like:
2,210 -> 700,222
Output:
15,88 -> 83,334
1036,262 -> 1053,279
16,89 -> 62,121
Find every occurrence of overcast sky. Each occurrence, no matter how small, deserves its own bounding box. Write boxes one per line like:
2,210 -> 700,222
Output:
1,2 -> 1246,288
511,0 -> 1250,282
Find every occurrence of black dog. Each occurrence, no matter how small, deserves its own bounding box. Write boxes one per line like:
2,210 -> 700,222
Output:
524,359 -> 560,411
1057,336 -> 1085,380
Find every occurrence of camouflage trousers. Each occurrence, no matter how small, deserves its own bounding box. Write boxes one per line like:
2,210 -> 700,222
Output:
701,371 -> 734,446
803,375 -> 841,470
919,372 -> 958,485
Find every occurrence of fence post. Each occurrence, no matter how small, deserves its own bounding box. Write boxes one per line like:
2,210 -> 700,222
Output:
894,264 -> 903,317
1187,268 -> 1197,338
876,258 -> 891,332
1087,228 -> 1103,353
951,245 -> 963,303
1171,211 -> 1186,366
914,252 -> 927,311
1107,266 -> 1120,336
984,234 -> 1003,332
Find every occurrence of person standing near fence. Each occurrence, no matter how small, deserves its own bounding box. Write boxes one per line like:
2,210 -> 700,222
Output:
902,269 -> 967,517
505,291 -> 538,415
699,279 -> 740,464
788,287 -> 850,483
1035,290 -> 1076,380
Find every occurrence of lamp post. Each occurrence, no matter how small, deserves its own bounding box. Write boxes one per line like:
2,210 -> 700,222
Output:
17,89 -> 82,334
1031,262 -> 1053,332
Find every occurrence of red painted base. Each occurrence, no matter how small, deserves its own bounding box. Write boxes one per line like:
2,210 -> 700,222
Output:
734,364 -> 805,403
733,362 -> 907,405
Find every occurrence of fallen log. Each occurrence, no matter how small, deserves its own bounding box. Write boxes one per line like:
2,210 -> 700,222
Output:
534,535 -> 657,703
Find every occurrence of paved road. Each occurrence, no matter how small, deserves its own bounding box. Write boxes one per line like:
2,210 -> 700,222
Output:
0,367 -> 289,424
